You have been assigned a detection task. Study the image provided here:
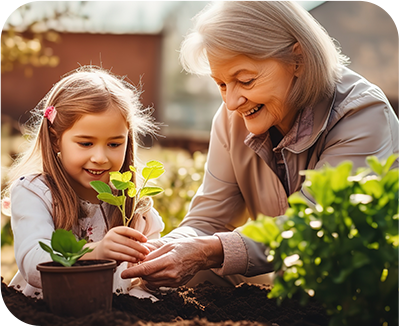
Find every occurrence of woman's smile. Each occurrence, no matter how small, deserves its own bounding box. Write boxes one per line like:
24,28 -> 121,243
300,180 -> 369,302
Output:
242,104 -> 264,118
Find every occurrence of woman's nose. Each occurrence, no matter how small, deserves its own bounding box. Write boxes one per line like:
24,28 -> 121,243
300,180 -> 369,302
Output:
224,86 -> 246,111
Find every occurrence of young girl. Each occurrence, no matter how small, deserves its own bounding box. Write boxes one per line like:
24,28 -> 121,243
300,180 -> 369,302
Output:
6,66 -> 164,300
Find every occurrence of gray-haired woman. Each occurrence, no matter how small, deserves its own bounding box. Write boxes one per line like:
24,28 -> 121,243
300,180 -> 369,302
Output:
122,1 -> 398,288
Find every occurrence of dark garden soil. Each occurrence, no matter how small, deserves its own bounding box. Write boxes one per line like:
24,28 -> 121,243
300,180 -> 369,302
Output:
2,277 -> 330,326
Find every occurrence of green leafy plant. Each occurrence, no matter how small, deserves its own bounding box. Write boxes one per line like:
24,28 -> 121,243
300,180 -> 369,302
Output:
90,161 -> 165,227
39,229 -> 93,267
242,155 -> 398,326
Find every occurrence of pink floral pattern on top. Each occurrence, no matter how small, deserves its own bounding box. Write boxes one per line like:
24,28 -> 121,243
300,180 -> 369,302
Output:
72,199 -> 109,243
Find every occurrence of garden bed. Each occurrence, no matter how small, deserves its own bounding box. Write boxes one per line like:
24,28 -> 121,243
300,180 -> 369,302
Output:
2,277 -> 329,326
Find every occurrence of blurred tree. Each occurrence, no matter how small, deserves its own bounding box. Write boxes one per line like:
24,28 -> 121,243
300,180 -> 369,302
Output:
1,2 -> 87,76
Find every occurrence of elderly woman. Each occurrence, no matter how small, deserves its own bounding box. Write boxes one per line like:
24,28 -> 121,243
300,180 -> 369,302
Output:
122,1 -> 398,288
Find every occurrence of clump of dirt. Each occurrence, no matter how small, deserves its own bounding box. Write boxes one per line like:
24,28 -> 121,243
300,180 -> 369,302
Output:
2,277 -> 329,326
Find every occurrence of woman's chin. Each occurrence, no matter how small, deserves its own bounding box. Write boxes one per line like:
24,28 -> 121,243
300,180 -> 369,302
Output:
244,121 -> 272,135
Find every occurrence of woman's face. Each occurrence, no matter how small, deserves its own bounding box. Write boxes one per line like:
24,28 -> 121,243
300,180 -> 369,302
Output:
208,54 -> 298,135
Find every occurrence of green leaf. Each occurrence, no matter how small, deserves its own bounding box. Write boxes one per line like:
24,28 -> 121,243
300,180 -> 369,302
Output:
40,230 -> 94,267
97,193 -> 125,206
50,252 -> 72,267
140,186 -> 164,198
127,184 -> 137,198
142,160 -> 165,180
90,181 -> 112,194
129,165 -> 137,173
121,171 -> 132,182
51,229 -> 79,257
39,241 -> 54,254
241,216 -> 280,245
360,179 -> 382,198
109,171 -> 123,181
330,161 -> 352,192
366,156 -> 383,175
382,154 -> 398,175
111,179 -> 131,190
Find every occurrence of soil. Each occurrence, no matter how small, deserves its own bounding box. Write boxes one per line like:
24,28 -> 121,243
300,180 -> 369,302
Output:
2,277 -> 330,326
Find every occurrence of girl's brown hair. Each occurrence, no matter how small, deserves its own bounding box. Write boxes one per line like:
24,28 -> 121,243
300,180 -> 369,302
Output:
7,66 -> 158,231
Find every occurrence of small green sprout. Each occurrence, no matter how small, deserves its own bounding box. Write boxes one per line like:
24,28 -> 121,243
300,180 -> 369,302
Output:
39,229 -> 93,267
90,160 -> 165,227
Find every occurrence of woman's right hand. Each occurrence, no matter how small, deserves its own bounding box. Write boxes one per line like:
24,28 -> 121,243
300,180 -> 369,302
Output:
83,226 -> 150,264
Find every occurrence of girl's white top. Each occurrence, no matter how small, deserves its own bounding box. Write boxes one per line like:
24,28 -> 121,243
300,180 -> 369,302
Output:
9,174 -> 164,300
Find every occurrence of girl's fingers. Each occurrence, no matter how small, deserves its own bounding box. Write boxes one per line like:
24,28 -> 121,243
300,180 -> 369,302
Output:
109,243 -> 147,261
113,226 -> 148,243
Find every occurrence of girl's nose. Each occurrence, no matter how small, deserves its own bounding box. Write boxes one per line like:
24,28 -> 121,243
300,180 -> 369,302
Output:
91,148 -> 109,164
224,86 -> 246,111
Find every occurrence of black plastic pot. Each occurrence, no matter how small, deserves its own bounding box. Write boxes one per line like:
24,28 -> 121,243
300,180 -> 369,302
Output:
37,259 -> 117,317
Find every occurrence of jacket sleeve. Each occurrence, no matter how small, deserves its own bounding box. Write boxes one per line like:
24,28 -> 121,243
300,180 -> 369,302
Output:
163,105 -> 273,276
10,176 -> 55,288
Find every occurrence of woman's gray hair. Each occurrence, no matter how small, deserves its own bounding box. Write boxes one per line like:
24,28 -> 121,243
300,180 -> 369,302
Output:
180,1 -> 349,110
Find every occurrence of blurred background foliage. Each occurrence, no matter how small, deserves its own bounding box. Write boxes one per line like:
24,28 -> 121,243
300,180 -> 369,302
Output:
139,147 -> 206,236
1,2 -> 88,76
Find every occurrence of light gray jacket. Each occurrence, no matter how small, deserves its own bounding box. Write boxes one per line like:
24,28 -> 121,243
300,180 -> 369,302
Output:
164,67 -> 399,277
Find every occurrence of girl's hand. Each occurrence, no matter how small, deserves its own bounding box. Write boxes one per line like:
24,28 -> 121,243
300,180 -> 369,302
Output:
84,226 -> 150,264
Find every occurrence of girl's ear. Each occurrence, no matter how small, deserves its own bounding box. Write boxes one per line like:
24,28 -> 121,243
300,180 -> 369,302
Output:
292,42 -> 304,77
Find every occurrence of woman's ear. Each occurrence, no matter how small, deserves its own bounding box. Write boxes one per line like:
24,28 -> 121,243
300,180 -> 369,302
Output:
292,42 -> 304,77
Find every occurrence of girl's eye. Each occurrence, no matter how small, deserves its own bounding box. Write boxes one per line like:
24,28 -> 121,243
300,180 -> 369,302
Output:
78,142 -> 92,147
109,143 -> 122,148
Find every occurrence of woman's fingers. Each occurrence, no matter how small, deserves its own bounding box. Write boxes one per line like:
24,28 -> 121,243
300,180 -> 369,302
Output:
121,255 -> 165,279
121,239 -> 205,288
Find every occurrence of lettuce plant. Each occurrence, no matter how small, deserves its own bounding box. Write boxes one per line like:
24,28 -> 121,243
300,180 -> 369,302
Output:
241,155 -> 398,326
39,229 -> 93,267
90,161 -> 165,227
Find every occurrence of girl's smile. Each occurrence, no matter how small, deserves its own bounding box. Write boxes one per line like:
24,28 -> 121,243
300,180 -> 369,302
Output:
84,168 -> 110,176
58,107 -> 129,203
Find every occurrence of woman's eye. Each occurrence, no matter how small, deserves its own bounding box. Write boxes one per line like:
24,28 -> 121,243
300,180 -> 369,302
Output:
217,83 -> 226,90
240,79 -> 255,86
78,142 -> 92,147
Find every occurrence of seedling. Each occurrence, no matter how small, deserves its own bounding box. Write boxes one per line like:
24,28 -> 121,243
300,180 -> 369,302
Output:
39,229 -> 93,267
90,160 -> 165,227
242,155 -> 398,326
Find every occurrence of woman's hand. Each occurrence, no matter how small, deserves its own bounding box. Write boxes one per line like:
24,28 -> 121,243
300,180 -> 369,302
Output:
120,236 -> 224,288
83,226 -> 150,264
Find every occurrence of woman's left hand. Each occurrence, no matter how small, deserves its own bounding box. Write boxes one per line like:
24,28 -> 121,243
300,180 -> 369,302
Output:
121,236 -> 223,288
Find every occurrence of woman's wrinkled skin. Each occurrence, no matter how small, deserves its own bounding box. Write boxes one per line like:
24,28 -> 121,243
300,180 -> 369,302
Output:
121,236 -> 223,288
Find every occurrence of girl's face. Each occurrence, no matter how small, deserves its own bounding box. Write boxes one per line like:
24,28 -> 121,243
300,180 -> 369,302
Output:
58,107 -> 129,203
208,54 -> 298,136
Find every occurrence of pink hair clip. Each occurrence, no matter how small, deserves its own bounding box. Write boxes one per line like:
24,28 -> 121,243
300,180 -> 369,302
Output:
44,106 -> 57,124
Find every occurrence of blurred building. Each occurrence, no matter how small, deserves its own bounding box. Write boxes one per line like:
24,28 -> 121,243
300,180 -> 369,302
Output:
311,1 -> 398,114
